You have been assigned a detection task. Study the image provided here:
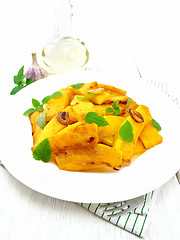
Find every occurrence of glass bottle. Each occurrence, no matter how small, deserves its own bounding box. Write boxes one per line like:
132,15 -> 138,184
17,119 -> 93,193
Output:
42,0 -> 89,73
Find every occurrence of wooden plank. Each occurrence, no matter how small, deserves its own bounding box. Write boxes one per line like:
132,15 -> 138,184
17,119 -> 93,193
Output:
144,176 -> 180,239
0,166 -> 179,240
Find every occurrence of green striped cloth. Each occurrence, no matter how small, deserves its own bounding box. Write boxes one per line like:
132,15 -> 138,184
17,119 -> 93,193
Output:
78,190 -> 158,237
78,77 -> 179,238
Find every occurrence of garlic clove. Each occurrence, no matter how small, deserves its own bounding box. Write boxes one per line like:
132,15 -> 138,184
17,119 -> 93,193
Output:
25,52 -> 48,82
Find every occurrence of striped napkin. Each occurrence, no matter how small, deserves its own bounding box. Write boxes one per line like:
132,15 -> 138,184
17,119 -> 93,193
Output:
77,77 -> 180,238
78,190 -> 158,238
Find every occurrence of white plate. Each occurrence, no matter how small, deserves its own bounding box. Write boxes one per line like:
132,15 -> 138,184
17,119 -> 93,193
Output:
0,71 -> 180,203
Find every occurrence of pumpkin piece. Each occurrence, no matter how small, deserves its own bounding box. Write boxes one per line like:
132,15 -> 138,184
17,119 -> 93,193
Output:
44,89 -> 73,122
70,94 -> 95,106
97,83 -> 127,95
70,95 -> 90,106
90,91 -> 111,105
130,105 -> 152,143
68,82 -> 98,95
38,116 -> 66,143
113,137 -> 135,162
94,104 -> 112,116
109,94 -> 129,104
63,106 -> 77,124
31,115 -> 66,151
98,116 -> 125,146
139,123 -> 163,149
99,136 -> 114,146
50,152 -> 56,164
54,144 -> 122,171
90,90 -> 128,105
32,106 -> 78,151
49,121 -> 99,153
133,139 -> 146,157
29,110 -> 43,146
127,97 -> 139,109
94,104 -> 126,116
71,101 -> 96,121
113,105 -> 152,161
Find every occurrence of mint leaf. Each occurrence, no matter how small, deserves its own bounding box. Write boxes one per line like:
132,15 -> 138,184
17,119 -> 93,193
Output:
105,107 -> 114,114
77,94 -> 95,99
151,119 -> 162,131
71,83 -> 84,89
42,95 -> 52,104
32,98 -> 41,108
33,138 -> 51,163
42,91 -> 62,104
10,85 -> 24,95
119,120 -> 133,142
85,112 -> 109,127
23,108 -> 36,116
36,111 -> 46,129
14,66 -> 25,84
113,107 -> 120,116
51,91 -> 62,98
17,65 -> 24,77
112,100 -> 119,109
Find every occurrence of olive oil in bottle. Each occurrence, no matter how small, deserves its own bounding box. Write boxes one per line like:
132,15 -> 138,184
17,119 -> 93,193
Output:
42,0 -> 89,73
42,37 -> 89,73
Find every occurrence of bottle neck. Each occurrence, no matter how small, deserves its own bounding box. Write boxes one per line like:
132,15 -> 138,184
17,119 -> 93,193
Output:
53,0 -> 73,39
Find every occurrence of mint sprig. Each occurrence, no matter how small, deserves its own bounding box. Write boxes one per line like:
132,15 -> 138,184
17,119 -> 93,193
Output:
10,66 -> 32,95
85,112 -> 109,127
23,99 -> 43,116
105,101 -> 120,116
71,83 -> 84,89
33,138 -> 51,163
23,91 -> 62,116
119,120 -> 133,143
151,119 -> 162,131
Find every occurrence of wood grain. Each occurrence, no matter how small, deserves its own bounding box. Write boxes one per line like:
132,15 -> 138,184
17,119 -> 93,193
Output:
0,166 -> 179,240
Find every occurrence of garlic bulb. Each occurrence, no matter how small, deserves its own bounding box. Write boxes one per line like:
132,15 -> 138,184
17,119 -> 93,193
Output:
25,52 -> 48,82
